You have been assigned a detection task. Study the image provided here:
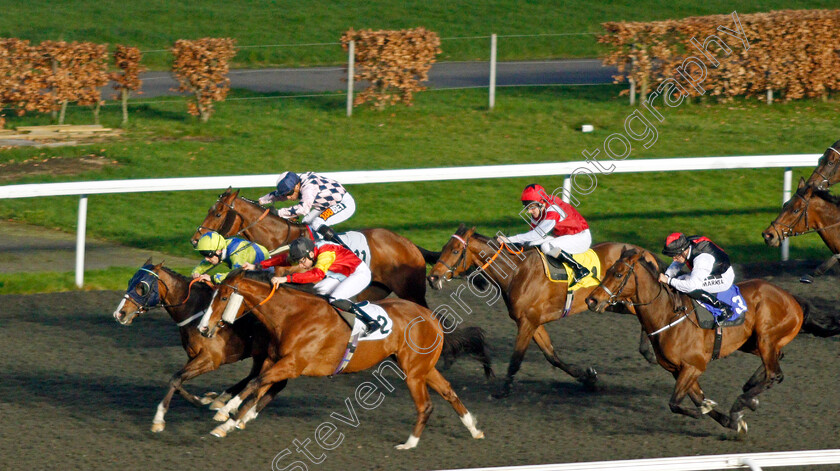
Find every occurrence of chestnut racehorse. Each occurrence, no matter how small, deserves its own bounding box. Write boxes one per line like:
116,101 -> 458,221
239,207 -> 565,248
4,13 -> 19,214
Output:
112,260 -> 281,432
190,188 -> 438,307
585,248 -> 804,435
805,139 -> 840,191
426,224 -> 661,397
197,269 -> 485,449
762,177 -> 840,281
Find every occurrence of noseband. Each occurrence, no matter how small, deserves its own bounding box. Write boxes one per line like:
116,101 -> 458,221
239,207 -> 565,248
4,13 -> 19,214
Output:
196,197 -> 271,241
812,147 -> 840,189
437,234 -> 470,281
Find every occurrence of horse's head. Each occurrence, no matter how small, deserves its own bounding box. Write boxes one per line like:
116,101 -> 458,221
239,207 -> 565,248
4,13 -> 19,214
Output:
763,178 -> 815,247
806,140 -> 840,191
113,258 -> 164,325
427,224 -> 476,290
190,188 -> 240,247
586,247 -> 647,313
197,269 -> 254,338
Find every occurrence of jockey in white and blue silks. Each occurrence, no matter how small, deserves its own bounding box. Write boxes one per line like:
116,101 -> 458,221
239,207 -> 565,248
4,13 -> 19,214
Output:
658,232 -> 736,322
258,171 -> 355,246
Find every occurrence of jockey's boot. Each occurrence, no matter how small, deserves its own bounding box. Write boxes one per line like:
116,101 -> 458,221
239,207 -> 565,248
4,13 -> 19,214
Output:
331,299 -> 382,335
689,290 -> 733,324
552,250 -> 590,283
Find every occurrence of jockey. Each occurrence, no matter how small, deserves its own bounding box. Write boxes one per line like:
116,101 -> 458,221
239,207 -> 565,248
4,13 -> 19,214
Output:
243,237 -> 382,334
658,232 -> 736,323
192,231 -> 270,284
496,183 -> 592,283
258,171 -> 354,246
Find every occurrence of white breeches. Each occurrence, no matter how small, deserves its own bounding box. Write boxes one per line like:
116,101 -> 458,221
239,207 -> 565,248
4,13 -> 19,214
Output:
304,193 -> 356,230
541,229 -> 592,255
698,268 -> 735,294
312,260 -> 371,300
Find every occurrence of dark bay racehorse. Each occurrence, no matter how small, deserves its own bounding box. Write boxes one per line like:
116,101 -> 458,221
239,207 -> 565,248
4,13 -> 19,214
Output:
805,139 -> 840,190
112,260 -> 281,432
426,225 -> 661,397
585,248 -> 804,435
197,269 -> 485,449
190,188 -> 437,307
763,178 -> 840,281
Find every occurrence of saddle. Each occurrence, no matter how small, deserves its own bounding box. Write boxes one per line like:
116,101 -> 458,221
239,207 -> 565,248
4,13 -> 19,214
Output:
537,248 -> 600,292
688,286 -> 748,361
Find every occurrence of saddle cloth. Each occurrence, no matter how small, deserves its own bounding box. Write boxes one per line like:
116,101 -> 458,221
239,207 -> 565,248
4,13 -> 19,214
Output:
538,248 -> 601,292
692,285 -> 748,329
349,301 -> 394,341
315,230 -> 372,267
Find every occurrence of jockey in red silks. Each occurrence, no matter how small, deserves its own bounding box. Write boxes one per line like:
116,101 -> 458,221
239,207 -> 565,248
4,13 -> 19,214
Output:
496,183 -> 592,283
658,232 -> 736,323
243,237 -> 382,334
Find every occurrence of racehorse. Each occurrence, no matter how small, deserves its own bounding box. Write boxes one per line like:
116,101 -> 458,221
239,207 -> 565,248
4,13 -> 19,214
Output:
426,224 -> 661,397
190,188 -> 437,307
191,188 -> 495,375
762,177 -> 840,281
112,260 -> 282,432
197,269 -> 486,449
805,139 -> 840,190
585,247 -> 804,435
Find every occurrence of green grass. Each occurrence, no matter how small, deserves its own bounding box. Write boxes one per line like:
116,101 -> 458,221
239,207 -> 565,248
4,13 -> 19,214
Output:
1,1 -> 836,67
1,84 -> 838,295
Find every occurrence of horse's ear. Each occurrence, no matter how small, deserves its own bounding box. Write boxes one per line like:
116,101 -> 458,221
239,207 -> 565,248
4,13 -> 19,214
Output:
798,177 -> 806,190
457,223 -> 466,233
233,189 -> 240,198
156,260 -> 166,269
144,256 -> 153,266
467,226 -> 477,236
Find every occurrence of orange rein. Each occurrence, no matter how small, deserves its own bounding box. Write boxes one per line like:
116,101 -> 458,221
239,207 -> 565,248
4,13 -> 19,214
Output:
478,242 -> 525,271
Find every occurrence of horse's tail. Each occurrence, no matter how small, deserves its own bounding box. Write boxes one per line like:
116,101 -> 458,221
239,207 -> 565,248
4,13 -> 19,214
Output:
440,325 -> 495,380
415,244 -> 441,266
795,294 -> 840,337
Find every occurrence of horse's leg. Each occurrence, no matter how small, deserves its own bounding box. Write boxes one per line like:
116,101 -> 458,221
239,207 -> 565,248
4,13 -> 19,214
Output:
212,357 -> 276,422
494,320 -> 537,398
686,380 -> 731,429
668,366 -> 705,419
152,354 -> 217,433
396,376 -> 434,450
211,357 -> 299,438
425,368 -> 484,440
728,347 -> 785,435
232,381 -> 278,431
256,379 -> 288,413
531,325 -> 597,390
209,355 -> 267,410
638,328 -> 657,364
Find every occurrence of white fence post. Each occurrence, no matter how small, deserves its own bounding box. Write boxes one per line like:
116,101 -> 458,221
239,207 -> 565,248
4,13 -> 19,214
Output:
562,176 -> 572,203
346,40 -> 355,117
781,167 -> 792,261
75,195 -> 88,288
489,34 -> 497,110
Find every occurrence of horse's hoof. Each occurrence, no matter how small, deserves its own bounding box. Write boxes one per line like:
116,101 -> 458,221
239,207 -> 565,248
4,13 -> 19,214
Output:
800,274 -> 814,284
209,399 -> 227,410
235,421 -> 246,430
213,411 -> 229,422
150,422 -> 165,433
198,392 -> 217,406
700,399 -> 718,414
745,397 -> 759,411
473,430 -> 485,439
580,367 -> 599,392
737,418 -> 748,435
210,426 -> 227,438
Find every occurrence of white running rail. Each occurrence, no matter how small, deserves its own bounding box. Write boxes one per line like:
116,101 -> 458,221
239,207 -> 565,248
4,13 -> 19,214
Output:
0,154 -> 820,287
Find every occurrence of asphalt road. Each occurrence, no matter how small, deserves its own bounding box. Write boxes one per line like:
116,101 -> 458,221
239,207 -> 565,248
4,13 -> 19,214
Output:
134,59 -> 617,97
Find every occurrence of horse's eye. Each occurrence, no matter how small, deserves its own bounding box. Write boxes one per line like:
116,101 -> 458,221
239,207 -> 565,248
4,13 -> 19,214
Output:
221,296 -> 228,301
793,208 -> 800,214
215,213 -> 223,218
615,273 -> 623,279
137,282 -> 149,296
829,161 -> 836,166
453,250 -> 460,255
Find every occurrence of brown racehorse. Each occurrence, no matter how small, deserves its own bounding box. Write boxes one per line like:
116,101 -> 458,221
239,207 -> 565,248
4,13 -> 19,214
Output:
805,139 -> 840,191
585,248 -> 805,435
197,269 -> 485,449
190,188 -> 437,307
426,224 -> 661,397
762,177 -> 840,281
112,260 -> 282,432
191,188 -> 495,375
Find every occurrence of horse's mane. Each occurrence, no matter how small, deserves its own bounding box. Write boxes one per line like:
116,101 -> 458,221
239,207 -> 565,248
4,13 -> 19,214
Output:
235,268 -> 326,298
236,193 -> 307,228
806,185 -> 840,206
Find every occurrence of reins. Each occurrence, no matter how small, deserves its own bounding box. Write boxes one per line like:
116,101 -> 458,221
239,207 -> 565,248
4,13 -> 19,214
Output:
478,242 -> 524,271
771,190 -> 840,239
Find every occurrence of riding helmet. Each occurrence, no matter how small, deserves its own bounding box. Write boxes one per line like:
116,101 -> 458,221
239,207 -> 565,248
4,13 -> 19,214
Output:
288,237 -> 316,263
271,172 -> 301,198
662,232 -> 690,256
196,231 -> 226,253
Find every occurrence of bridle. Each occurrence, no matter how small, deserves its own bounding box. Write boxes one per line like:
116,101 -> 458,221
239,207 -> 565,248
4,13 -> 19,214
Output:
209,278 -> 277,331
436,234 -> 470,281
121,267 -> 206,325
811,146 -> 840,190
195,196 -> 272,242
597,257 -> 664,309
769,189 -> 840,240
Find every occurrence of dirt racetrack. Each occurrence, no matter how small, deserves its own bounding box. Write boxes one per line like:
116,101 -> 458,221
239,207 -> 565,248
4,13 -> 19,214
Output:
1,261 -> 839,471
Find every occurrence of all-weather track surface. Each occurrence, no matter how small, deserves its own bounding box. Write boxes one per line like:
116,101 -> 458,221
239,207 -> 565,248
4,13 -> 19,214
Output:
1,260 -> 838,471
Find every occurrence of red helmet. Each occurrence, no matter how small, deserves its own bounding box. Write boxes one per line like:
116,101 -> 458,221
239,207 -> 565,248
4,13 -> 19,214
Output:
662,232 -> 690,256
521,183 -> 547,207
